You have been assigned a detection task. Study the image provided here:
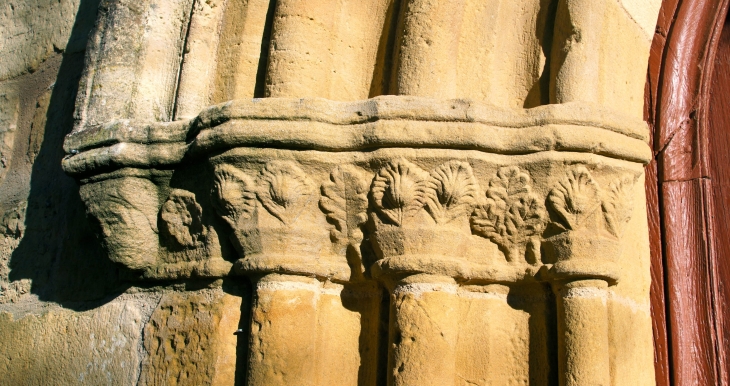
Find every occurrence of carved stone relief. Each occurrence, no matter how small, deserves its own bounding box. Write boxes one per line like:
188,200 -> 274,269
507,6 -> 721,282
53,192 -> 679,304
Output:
542,166 -> 637,283
211,164 -> 257,229
55,0 -> 661,378
425,161 -> 480,225
160,189 -> 205,249
79,177 -> 160,270
0,0 -> 664,383
320,165 -> 369,277
548,167 -> 605,234
471,166 -> 546,264
62,94 -> 652,386
371,158 -> 430,227
256,161 -> 316,226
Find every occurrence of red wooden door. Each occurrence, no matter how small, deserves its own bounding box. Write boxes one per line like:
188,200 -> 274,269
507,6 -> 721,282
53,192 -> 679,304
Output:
647,0 -> 730,384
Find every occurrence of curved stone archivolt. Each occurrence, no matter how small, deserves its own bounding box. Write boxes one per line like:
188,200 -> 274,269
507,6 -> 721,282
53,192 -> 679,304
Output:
63,0 -> 663,385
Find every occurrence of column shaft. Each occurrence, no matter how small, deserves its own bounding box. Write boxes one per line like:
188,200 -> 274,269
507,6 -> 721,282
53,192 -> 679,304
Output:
247,274 -> 320,386
555,279 -> 611,386
174,0 -> 227,119
78,0 -> 193,125
210,0 -> 273,102
388,275 -> 459,386
394,0 -> 466,98
265,0 -> 389,100
246,274 -> 381,386
549,0 -> 606,104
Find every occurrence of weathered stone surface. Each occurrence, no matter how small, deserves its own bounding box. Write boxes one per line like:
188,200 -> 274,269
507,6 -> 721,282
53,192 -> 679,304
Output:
0,202 -> 29,303
139,287 -> 247,386
246,274 -> 382,386
1,0 -> 664,384
0,51 -> 124,306
0,85 -> 19,185
456,284 -> 553,385
0,0 -> 81,81
0,293 -> 159,385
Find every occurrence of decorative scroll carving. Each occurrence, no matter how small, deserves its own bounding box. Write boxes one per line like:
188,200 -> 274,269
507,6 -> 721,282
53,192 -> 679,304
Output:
603,175 -> 636,238
160,189 -> 204,248
212,164 -> 257,228
425,161 -> 480,224
257,161 -> 315,225
547,166 -> 602,232
471,166 -> 546,262
371,158 -> 430,226
320,166 -> 369,245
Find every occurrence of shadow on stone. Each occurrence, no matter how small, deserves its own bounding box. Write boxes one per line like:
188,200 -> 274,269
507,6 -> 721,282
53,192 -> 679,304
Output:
222,277 -> 253,386
7,0 -> 135,309
507,284 -> 559,386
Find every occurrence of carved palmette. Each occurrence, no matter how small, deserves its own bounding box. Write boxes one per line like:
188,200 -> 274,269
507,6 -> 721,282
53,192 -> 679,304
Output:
256,161 -> 316,225
547,166 -> 602,232
547,166 -> 636,239
603,175 -> 637,237
371,158 -> 430,226
212,164 -> 257,228
425,161 -> 480,224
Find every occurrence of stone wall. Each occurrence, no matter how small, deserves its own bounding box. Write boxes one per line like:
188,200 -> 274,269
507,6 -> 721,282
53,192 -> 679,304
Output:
0,1 -> 249,384
0,0 -> 662,385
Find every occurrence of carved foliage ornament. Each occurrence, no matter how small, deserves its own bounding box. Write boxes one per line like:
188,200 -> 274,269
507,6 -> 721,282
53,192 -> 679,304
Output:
371,159 -> 483,226
212,161 -> 315,227
79,177 -> 160,270
603,175 -> 636,238
547,166 -> 636,238
371,158 -> 430,226
471,166 -> 547,262
548,166 -> 602,232
425,161 -> 480,224
209,160 -> 635,267
257,161 -> 315,225
212,164 -> 257,228
320,166 -> 369,246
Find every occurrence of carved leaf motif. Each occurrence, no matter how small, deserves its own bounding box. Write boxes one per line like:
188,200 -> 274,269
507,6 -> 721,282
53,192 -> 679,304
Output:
425,161 -> 480,224
470,166 -> 546,261
371,159 -> 430,226
547,166 -> 602,231
212,164 -> 257,228
320,166 -> 369,244
257,161 -> 315,225
160,189 -> 204,248
603,175 -> 636,237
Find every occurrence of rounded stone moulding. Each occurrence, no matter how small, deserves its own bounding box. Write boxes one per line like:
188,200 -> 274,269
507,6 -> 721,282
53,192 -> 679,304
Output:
61,96 -> 648,284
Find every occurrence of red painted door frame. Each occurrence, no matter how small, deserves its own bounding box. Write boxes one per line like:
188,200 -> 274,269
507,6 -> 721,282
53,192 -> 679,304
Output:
646,0 -> 730,384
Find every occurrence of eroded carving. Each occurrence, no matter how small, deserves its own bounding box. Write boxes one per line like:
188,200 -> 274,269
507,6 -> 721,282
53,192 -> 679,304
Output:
471,166 -> 546,262
543,167 -> 638,283
425,161 -> 480,224
79,177 -> 160,270
160,189 -> 204,248
371,158 -> 430,226
212,164 -> 257,228
320,166 -> 369,245
603,175 -> 637,238
257,161 -> 315,225
547,166 -> 603,233
547,167 -> 636,239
